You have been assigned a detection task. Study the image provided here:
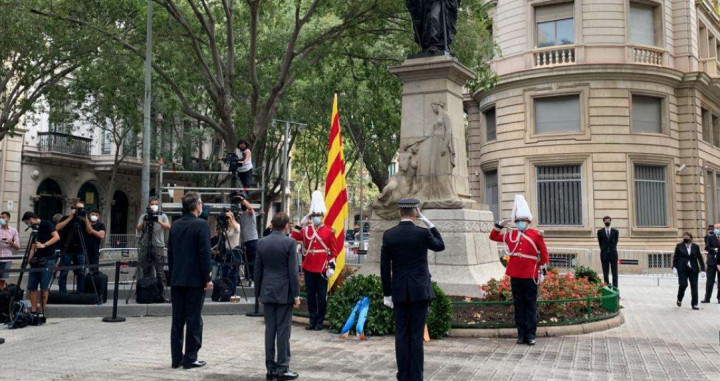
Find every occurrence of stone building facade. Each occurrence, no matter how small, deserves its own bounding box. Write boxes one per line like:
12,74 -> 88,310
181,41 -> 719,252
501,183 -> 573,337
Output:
466,0 -> 720,250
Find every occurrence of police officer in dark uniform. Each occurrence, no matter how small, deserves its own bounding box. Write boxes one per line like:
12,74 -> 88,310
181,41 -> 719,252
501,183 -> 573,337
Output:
381,199 -> 445,381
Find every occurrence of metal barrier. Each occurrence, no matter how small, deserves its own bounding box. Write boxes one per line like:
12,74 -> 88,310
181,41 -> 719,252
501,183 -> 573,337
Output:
105,234 -> 138,248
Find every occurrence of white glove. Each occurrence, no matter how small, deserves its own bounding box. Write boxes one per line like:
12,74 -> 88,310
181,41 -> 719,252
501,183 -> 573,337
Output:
383,296 -> 394,309
326,268 -> 334,278
417,210 -> 435,229
701,271 -> 707,280
498,219 -> 511,228
300,212 -> 311,225
672,267 -> 678,276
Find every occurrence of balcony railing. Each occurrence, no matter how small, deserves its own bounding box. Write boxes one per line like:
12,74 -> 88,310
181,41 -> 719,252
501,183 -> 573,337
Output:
631,46 -> 664,66
37,132 -> 92,157
533,46 -> 576,68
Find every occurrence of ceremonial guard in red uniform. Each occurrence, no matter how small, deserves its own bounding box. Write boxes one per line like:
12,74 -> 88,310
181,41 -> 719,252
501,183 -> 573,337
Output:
490,195 -> 549,346
291,191 -> 337,331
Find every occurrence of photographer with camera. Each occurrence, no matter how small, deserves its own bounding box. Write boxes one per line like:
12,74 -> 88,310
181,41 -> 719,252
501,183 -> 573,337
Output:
136,197 -> 171,298
238,197 -> 258,284
55,200 -> 92,294
235,139 -> 253,188
214,208 -> 241,296
0,211 -> 20,289
85,210 -> 106,275
21,212 -> 60,314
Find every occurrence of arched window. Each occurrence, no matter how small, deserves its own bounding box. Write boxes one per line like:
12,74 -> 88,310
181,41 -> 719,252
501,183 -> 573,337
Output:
111,190 -> 129,235
35,179 -> 63,221
77,182 -> 100,212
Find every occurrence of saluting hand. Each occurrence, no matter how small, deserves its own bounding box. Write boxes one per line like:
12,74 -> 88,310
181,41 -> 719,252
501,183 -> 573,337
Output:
498,219 -> 511,228
416,209 -> 435,229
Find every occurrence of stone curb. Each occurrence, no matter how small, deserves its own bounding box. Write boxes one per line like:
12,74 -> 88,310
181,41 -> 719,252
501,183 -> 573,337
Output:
448,312 -> 624,338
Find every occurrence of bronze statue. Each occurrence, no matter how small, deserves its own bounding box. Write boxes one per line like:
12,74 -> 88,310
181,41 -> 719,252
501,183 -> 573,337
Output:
406,0 -> 462,54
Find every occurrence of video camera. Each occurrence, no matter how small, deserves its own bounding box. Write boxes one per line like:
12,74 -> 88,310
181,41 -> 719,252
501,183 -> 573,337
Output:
71,206 -> 87,218
216,190 -> 244,229
222,151 -> 244,173
144,207 -> 164,223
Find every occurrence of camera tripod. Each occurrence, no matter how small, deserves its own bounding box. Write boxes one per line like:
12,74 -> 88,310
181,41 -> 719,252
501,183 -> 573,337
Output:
51,219 -> 99,302
5,226 -> 37,322
215,226 -> 248,301
126,218 -> 167,304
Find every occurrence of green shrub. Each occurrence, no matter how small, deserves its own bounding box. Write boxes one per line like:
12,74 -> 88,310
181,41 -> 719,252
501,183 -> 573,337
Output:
326,274 -> 394,336
427,282 -> 452,339
574,265 -> 601,285
326,275 -> 454,339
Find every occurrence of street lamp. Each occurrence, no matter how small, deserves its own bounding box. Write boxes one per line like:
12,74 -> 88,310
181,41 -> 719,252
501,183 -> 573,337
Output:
272,119 -> 307,214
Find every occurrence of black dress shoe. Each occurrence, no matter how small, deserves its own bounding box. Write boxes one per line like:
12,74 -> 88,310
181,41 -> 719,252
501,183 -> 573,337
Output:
701,299 -> 710,303
692,306 -> 700,310
183,360 -> 206,369
305,324 -> 316,331
527,336 -> 536,346
516,336 -> 525,344
278,370 -> 299,380
172,362 -> 182,369
266,370 -> 277,380
313,324 -> 323,331
676,300 -> 682,307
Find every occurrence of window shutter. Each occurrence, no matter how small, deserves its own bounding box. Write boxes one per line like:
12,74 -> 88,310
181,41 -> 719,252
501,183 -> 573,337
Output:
632,96 -> 662,133
535,95 -> 581,134
484,170 -> 499,220
485,107 -> 496,142
630,3 -> 656,46
536,3 -> 574,23
536,165 -> 583,225
634,165 -> 667,227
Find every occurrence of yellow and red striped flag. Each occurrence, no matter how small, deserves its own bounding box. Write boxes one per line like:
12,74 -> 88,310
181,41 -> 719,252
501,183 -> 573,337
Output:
324,93 -> 348,290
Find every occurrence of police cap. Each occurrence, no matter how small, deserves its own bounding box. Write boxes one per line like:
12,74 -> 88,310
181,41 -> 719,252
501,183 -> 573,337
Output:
397,198 -> 420,209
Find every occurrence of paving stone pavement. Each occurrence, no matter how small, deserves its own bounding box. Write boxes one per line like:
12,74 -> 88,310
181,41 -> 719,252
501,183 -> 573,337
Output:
1,275 -> 719,381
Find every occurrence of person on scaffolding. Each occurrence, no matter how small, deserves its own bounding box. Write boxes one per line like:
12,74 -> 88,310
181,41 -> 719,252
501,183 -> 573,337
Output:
490,194 -> 549,346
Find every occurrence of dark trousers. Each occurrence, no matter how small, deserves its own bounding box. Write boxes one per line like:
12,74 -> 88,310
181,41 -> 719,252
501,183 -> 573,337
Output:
704,265 -> 720,301
304,270 -> 327,327
393,300 -> 430,381
264,303 -> 293,373
141,246 -> 167,296
87,250 -> 100,275
238,170 -> 252,188
244,240 -> 257,281
511,277 -> 538,339
601,254 -> 619,288
171,286 -> 206,366
58,253 -> 86,293
677,269 -> 699,307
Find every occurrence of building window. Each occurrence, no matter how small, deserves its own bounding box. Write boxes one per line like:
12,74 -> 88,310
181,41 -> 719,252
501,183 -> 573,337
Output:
714,115 -> 720,147
388,161 -> 397,177
534,95 -> 580,134
484,107 -> 496,142
101,130 -> 112,155
629,3 -> 657,46
715,173 -> 720,223
634,164 -> 667,227
536,2 -> 574,48
702,108 -> 711,143
484,170 -> 499,220
536,165 -> 582,225
631,95 -> 662,133
707,172 -> 715,225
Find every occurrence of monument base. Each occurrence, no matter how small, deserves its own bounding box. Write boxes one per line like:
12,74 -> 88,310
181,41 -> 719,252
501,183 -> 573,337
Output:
358,208 -> 505,297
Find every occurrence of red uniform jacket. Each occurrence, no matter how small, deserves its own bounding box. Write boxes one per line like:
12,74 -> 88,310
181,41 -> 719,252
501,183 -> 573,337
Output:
490,227 -> 550,279
291,224 -> 338,274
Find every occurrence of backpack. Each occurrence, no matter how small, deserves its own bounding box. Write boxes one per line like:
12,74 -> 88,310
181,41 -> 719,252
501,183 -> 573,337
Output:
211,277 -> 233,302
136,277 -> 163,304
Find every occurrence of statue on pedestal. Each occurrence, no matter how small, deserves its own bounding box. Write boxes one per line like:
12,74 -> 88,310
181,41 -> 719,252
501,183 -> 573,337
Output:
406,0 -> 462,54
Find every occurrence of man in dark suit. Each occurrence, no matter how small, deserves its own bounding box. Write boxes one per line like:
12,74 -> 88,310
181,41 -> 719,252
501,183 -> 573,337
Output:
597,216 -> 619,288
255,212 -> 300,381
381,199 -> 445,381
673,232 -> 705,309
702,224 -> 720,303
167,192 -> 213,370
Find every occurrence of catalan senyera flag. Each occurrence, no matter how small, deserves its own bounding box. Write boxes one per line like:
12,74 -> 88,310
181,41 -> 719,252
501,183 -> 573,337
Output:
324,93 -> 348,291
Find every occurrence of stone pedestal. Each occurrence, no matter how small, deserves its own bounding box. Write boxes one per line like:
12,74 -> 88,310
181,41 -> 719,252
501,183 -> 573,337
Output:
359,209 -> 505,296
361,55 -> 505,296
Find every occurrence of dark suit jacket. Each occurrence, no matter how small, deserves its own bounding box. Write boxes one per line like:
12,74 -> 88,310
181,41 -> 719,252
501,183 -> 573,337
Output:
597,227 -> 619,261
704,234 -> 719,267
167,214 -> 212,288
673,243 -> 705,273
381,221 -> 445,303
254,230 -> 299,304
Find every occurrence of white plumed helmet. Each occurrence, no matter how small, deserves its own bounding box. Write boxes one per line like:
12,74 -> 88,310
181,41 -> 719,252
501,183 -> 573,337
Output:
309,190 -> 326,216
511,194 -> 532,221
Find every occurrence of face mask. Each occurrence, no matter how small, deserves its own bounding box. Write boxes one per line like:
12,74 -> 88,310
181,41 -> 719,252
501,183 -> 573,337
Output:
90,215 -> 99,222
516,221 -> 528,231
604,222 -> 611,227
715,229 -> 720,236
312,216 -> 323,226
150,205 -> 159,212
683,238 -> 691,244
0,219 -> 6,226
